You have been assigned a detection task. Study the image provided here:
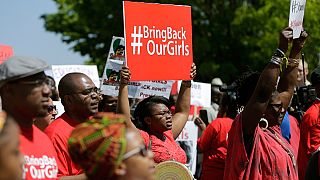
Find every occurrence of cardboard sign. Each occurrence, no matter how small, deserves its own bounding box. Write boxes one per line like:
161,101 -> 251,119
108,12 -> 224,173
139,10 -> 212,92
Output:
100,36 -> 174,98
289,0 -> 307,39
176,120 -> 198,175
177,81 -> 211,107
101,36 -> 125,90
123,1 -> 193,80
101,79 -> 174,99
0,45 -> 14,64
51,65 -> 100,88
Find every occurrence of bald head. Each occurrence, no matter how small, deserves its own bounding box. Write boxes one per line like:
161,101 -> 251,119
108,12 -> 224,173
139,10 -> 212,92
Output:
58,73 -> 93,104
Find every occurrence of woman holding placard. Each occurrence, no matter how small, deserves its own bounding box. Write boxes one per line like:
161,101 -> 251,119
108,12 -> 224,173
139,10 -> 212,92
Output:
117,63 -> 196,164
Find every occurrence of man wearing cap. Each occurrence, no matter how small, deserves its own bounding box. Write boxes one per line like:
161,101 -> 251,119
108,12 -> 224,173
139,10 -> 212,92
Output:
44,72 -> 100,178
0,56 -> 59,179
298,65 -> 320,179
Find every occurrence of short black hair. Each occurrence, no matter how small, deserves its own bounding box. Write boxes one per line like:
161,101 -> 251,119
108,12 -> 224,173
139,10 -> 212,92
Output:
133,96 -> 171,132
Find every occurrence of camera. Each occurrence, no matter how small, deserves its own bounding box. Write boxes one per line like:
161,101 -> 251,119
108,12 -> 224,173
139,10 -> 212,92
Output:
289,85 -> 316,121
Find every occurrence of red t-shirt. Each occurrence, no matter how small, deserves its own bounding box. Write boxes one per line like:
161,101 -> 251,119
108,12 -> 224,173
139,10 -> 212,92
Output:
224,113 -> 298,180
289,115 -> 300,158
298,99 -> 320,180
20,125 -> 58,180
197,117 -> 233,180
44,113 -> 83,177
139,130 -> 187,164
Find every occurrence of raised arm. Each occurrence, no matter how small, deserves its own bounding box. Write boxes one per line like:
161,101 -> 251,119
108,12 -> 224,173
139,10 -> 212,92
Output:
116,66 -> 137,130
277,30 -> 308,110
172,63 -> 196,139
242,28 -> 292,136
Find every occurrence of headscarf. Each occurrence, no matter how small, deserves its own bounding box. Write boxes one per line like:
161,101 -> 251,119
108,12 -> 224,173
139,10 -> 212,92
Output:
68,112 -> 127,179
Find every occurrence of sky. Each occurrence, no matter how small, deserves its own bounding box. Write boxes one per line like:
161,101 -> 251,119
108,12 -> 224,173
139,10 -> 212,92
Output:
0,0 -> 86,65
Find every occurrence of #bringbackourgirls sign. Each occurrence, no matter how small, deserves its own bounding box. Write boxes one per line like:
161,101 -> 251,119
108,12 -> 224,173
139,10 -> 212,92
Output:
123,1 -> 193,81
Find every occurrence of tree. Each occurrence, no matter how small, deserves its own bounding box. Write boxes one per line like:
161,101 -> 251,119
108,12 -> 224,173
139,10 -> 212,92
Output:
42,0 -> 320,83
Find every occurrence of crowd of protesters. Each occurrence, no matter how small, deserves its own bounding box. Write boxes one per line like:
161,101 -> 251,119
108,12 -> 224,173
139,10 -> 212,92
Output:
1,26 -> 320,180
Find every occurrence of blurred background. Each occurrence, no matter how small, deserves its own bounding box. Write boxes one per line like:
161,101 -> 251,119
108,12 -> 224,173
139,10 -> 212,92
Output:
1,0 -> 320,84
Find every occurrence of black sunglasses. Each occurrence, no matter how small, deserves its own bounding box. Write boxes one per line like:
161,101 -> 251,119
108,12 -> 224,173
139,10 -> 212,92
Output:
48,105 -> 57,112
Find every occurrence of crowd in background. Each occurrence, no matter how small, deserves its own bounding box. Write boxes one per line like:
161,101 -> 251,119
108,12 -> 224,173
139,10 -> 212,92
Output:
1,27 -> 320,180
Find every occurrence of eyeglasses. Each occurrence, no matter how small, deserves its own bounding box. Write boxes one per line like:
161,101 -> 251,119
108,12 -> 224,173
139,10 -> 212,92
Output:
48,105 -> 57,112
268,103 -> 283,112
151,110 -> 172,117
16,78 -> 53,87
123,146 -> 149,160
71,87 -> 101,96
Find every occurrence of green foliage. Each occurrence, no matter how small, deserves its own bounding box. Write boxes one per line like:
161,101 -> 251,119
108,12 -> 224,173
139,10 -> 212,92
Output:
42,0 -> 320,83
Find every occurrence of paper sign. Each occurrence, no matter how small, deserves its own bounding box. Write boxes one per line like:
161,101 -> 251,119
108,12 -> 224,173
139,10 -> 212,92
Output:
176,120 -> 198,175
51,65 -> 100,88
0,45 -> 14,64
100,36 -> 174,98
123,1 -> 193,80
101,79 -> 174,99
177,81 -> 211,107
289,0 -> 307,39
101,36 -> 125,93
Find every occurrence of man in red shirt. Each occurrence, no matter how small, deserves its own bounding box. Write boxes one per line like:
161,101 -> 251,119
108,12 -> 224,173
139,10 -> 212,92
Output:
298,66 -> 320,180
44,73 -> 100,178
0,56 -> 59,180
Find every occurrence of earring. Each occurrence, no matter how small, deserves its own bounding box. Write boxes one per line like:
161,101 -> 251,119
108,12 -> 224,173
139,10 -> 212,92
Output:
259,118 -> 268,131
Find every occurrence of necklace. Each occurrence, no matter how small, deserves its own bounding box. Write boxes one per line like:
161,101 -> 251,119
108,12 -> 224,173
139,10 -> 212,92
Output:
268,128 -> 296,168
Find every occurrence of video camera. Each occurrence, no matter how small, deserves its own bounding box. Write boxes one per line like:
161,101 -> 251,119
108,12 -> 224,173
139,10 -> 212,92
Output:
290,85 -> 317,121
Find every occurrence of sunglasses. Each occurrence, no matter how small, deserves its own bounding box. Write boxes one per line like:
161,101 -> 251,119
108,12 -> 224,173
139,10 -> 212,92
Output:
123,145 -> 149,160
48,105 -> 57,112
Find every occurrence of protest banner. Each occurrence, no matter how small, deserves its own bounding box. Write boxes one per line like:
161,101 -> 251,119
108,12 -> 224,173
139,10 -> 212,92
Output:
100,37 -> 174,98
177,81 -> 211,107
51,65 -> 100,88
123,1 -> 193,80
176,120 -> 198,175
0,45 -> 14,64
101,36 -> 125,95
289,0 -> 307,39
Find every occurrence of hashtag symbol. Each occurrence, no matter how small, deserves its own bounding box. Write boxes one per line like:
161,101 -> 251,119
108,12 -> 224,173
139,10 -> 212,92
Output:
131,26 -> 143,55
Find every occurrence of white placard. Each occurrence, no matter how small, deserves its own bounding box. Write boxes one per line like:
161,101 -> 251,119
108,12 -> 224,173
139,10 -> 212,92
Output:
177,81 -> 211,107
100,37 -> 174,98
289,0 -> 307,39
53,101 -> 64,118
176,120 -> 198,175
51,65 -> 100,88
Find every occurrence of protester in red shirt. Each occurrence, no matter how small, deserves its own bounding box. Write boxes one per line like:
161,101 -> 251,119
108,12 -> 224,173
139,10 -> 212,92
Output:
45,72 -> 101,179
298,66 -> 320,180
224,28 -> 307,180
0,56 -> 59,179
117,63 -> 196,164
196,92 -> 237,180
0,112 -> 23,180
68,113 -> 155,180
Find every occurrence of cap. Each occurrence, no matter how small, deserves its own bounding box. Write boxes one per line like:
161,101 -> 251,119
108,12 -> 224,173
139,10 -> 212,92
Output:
311,66 -> 320,86
211,77 -> 223,86
0,56 -> 48,88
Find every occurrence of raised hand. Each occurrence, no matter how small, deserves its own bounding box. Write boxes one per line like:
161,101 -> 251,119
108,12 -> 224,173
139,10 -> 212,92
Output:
190,63 -> 197,80
278,27 -> 293,53
120,66 -> 131,85
290,30 -> 308,58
